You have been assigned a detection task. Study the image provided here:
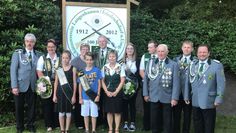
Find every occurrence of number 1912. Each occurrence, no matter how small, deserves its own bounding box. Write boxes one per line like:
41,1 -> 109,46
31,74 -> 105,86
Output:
76,29 -> 88,34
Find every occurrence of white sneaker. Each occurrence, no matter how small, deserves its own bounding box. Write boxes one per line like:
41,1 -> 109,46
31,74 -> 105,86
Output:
123,122 -> 129,131
47,127 -> 52,132
129,122 -> 136,132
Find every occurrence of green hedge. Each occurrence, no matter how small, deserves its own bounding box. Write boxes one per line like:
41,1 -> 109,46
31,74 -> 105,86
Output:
0,0 -> 61,112
130,9 -> 236,72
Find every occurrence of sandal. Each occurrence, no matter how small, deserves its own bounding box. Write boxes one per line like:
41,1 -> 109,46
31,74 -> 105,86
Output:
108,130 -> 113,133
115,130 -> 119,133
65,130 -> 69,133
61,130 -> 65,133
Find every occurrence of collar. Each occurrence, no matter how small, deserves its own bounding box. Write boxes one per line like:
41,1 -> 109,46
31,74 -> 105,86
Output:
25,48 -> 34,54
151,54 -> 157,58
156,57 -> 169,64
183,54 -> 191,59
198,58 -> 211,65
101,47 -> 107,52
180,54 -> 194,60
46,53 -> 58,61
23,48 -> 36,54
106,62 -> 120,69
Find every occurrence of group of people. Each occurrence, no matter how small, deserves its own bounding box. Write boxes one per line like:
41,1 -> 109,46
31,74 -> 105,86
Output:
10,33 -> 225,133
141,40 -> 225,133
10,33 -> 137,133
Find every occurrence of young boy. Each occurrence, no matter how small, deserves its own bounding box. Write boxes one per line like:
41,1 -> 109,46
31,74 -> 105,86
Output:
78,52 -> 102,133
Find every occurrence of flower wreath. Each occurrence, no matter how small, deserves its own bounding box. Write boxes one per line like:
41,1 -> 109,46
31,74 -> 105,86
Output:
36,76 -> 52,99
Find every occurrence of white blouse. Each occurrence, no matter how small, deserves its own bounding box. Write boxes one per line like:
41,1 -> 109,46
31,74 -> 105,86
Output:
102,63 -> 126,77
123,58 -> 137,74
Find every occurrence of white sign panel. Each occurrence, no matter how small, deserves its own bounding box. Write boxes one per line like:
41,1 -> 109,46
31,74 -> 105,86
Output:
66,6 -> 127,60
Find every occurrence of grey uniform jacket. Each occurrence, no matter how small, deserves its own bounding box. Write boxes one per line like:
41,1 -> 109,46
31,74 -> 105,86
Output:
143,58 -> 180,103
184,59 -> 225,109
10,49 -> 41,92
173,55 -> 195,99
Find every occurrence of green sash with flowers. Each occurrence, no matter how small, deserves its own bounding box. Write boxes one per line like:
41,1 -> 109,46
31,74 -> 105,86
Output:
43,55 -> 60,81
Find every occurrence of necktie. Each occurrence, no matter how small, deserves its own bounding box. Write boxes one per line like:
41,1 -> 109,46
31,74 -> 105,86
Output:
101,50 -> 104,58
100,50 -> 105,67
184,57 -> 187,64
199,63 -> 204,73
151,55 -> 156,65
159,60 -> 163,73
29,51 -> 32,66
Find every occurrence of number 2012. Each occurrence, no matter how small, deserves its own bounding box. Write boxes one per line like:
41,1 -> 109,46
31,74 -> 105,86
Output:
106,30 -> 117,35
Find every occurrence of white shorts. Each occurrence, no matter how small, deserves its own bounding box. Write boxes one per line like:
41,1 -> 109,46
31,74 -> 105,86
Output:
81,99 -> 98,117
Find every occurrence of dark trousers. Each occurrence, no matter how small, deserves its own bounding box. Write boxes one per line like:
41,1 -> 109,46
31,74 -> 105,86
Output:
173,100 -> 192,133
122,93 -> 137,122
73,99 -> 84,128
41,96 -> 59,128
151,102 -> 172,133
14,89 -> 36,131
97,89 -> 107,127
192,107 -> 216,133
142,97 -> 151,130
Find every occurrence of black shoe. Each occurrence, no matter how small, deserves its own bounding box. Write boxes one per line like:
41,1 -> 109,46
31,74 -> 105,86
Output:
28,127 -> 36,133
16,130 -> 23,133
142,128 -> 150,131
16,126 -> 24,133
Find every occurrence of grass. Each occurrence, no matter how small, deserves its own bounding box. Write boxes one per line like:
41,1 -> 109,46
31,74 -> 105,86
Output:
0,114 -> 235,133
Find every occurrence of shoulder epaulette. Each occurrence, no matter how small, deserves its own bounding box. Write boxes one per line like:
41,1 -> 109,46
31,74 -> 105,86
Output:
15,49 -> 23,53
191,59 -> 198,65
213,59 -> 220,63
144,53 -> 151,58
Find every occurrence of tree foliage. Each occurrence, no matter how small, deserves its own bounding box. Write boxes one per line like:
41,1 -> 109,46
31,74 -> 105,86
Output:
139,0 -> 182,19
169,0 -> 236,21
131,9 -> 236,72
0,0 -> 61,112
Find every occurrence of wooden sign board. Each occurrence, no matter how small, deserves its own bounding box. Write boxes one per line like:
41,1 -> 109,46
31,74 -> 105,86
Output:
62,0 -> 139,60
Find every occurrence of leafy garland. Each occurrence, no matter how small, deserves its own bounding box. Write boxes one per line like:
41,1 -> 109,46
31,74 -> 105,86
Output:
36,76 -> 52,99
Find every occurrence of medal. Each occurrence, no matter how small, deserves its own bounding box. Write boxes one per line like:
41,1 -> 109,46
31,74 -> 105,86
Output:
148,63 -> 159,80
18,51 -> 30,65
203,74 -> 207,84
203,79 -> 207,84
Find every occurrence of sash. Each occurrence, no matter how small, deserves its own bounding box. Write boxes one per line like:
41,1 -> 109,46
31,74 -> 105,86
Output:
79,76 -> 97,102
56,67 -> 74,108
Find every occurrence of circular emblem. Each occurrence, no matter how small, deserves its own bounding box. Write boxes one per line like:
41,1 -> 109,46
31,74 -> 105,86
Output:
67,7 -> 127,60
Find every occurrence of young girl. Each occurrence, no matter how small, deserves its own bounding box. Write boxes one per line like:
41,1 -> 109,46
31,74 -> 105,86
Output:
53,50 -> 77,133
78,52 -> 102,133
102,50 -> 125,133
122,43 -> 139,132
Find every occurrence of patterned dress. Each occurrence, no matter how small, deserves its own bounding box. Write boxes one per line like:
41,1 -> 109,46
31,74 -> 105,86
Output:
103,63 -> 125,113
